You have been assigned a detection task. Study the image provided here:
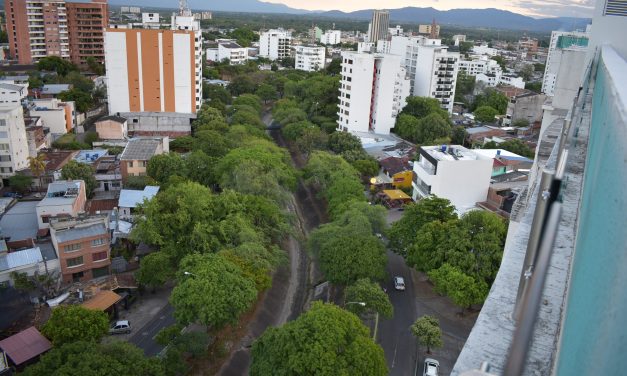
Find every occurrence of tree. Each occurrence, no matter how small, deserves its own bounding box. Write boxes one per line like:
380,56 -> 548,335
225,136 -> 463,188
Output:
220,242 -> 284,292
60,160 -> 97,197
22,341 -> 164,376
36,56 -> 77,76
518,64 -> 534,81
410,315 -> 443,354
41,305 -> 108,345
136,252 -> 175,291
125,175 -> 154,190
473,89 -> 508,113
428,264 -> 488,313
233,94 -> 262,113
146,153 -> 187,185
416,113 -> 452,144
85,56 -> 104,75
525,81 -> 542,93
203,83 -> 232,104
256,83 -> 278,103
229,27 -> 257,47
474,105 -> 499,123
274,107 -> 307,126
325,58 -> 342,75
63,71 -> 95,92
454,71 -> 476,104
394,113 -> 421,142
345,278 -> 393,319
185,150 -> 216,187
170,253 -> 257,327
491,55 -> 507,71
327,131 -> 362,154
8,174 -> 32,193
512,119 -> 530,127
401,96 -> 449,120
451,125 -> 468,145
309,214 -> 387,285
58,88 -> 93,112
494,138 -> 535,158
229,75 -> 256,96
251,302 -> 387,376
388,196 -> 457,256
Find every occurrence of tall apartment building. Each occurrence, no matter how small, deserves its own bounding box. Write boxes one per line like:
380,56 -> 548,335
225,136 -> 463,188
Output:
542,27 -> 590,96
4,0 -> 108,65
259,29 -> 292,61
0,104 -> 29,180
390,36 -> 460,113
295,45 -> 325,72
104,15 -> 202,115
418,23 -> 440,38
337,51 -> 410,135
206,40 -> 248,65
320,30 -> 341,45
367,10 -> 389,43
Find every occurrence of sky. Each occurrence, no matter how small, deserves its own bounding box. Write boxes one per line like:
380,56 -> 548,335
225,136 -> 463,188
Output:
263,0 -> 596,18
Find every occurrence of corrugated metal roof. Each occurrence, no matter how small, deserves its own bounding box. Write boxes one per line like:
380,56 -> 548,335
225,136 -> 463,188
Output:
118,186 -> 160,208
41,84 -> 71,94
0,83 -> 25,92
0,327 -> 51,365
120,139 -> 160,161
82,290 -> 122,311
54,223 -> 108,243
0,247 -> 43,272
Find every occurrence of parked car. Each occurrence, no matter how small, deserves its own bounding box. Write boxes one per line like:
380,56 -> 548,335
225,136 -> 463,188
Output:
109,320 -> 131,334
423,358 -> 439,376
3,192 -> 22,199
393,276 -> 405,291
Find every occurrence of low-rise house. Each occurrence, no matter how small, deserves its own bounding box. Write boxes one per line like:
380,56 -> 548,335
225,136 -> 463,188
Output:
95,115 -> 128,140
28,99 -> 76,135
50,215 -> 111,284
119,138 -> 168,183
118,186 -> 160,220
25,120 -> 51,158
39,84 -> 72,99
93,156 -> 121,192
412,145 -> 494,213
0,327 -> 52,368
379,157 -> 413,189
35,180 -> 86,229
27,150 -> 78,191
0,83 -> 28,106
206,40 -> 248,65
0,244 -> 60,287
503,91 -> 547,126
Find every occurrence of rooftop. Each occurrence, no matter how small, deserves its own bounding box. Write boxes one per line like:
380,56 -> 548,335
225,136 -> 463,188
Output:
37,180 -> 84,208
41,84 -> 72,95
118,186 -> 160,208
0,327 -> 51,366
82,290 -> 122,311
220,41 -> 243,49
73,149 -> 108,164
120,138 -> 161,161
379,157 -> 412,175
53,222 -> 108,244
0,247 -> 43,272
41,150 -> 79,172
421,145 -> 484,162
97,115 -> 127,124
0,83 -> 26,92
0,201 -> 39,242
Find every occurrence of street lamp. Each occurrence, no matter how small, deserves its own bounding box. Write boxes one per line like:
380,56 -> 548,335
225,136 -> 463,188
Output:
183,271 -> 197,277
346,301 -> 366,307
346,301 -> 379,342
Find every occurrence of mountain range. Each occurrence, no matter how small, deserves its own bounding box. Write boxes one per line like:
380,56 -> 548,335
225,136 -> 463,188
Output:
108,0 -> 591,32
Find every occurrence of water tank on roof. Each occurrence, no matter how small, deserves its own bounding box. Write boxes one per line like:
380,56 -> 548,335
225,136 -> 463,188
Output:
441,145 -> 447,152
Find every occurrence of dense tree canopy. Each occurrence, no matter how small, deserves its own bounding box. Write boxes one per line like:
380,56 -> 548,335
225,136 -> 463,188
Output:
428,263 -> 488,312
251,302 -> 387,376
170,253 -> 257,327
61,160 -> 97,197
345,278 -> 393,318
146,153 -> 187,185
22,341 -> 164,376
136,252 -> 175,291
411,315 -> 443,354
394,97 -> 452,144
473,89 -> 509,113
41,306 -> 108,345
484,139 -> 535,158
474,105 -> 499,123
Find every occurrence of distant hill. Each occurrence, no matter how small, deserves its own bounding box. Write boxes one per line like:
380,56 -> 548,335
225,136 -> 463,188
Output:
107,1 -> 590,32
108,0 -> 308,14
320,7 -> 590,32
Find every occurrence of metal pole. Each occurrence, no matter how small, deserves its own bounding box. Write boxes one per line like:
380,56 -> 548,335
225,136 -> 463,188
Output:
373,312 -> 379,341
504,203 -> 562,376
513,169 -> 554,321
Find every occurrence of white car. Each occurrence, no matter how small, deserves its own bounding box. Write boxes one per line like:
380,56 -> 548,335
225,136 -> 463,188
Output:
109,320 -> 131,335
423,358 -> 439,376
393,276 -> 405,291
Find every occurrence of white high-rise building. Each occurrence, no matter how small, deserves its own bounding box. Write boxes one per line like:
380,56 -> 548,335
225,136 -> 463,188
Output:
295,46 -> 326,72
0,105 -> 29,179
389,36 -> 460,114
104,15 -> 203,115
542,28 -> 591,97
337,51 -> 411,135
259,29 -> 292,61
320,30 -> 341,45
367,10 -> 389,43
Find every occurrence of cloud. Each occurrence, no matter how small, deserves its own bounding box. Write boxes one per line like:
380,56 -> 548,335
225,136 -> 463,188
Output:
510,0 -> 595,17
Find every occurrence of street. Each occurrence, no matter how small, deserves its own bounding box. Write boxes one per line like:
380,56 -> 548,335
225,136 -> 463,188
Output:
128,304 -> 176,357
379,250 -> 418,376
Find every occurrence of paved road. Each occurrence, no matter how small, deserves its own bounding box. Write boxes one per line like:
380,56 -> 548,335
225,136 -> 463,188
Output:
129,304 -> 176,357
379,250 -> 419,376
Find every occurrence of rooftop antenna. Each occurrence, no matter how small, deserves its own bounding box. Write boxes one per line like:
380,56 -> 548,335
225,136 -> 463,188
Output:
430,18 -> 437,39
179,0 -> 191,16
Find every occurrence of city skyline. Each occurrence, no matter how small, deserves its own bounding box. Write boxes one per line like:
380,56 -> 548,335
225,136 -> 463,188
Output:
264,0 -> 595,18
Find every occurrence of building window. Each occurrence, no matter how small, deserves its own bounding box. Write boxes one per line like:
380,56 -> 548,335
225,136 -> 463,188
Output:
66,256 -> 84,268
0,119 -> 5,126
92,251 -> 108,262
64,243 -> 82,253
128,161 -> 133,168
91,238 -> 106,247
140,161 -> 147,167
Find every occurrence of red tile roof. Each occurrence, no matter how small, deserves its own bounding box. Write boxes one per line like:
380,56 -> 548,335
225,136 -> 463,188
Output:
0,327 -> 51,365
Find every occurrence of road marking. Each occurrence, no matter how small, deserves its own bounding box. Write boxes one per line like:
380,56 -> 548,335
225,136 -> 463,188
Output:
391,340 -> 398,368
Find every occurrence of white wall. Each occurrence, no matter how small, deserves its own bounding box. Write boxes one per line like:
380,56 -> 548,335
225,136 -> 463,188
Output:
173,33 -> 193,114
0,105 -> 29,177
105,32 -> 130,114
295,46 -> 325,71
337,52 -> 374,133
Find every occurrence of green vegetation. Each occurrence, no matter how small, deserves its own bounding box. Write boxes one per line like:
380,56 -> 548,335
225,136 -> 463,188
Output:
251,302 -> 387,376
483,139 -> 535,158
472,88 -> 509,113
60,160 -> 97,197
22,341 -> 164,376
394,97 -> 452,144
345,278 -> 393,319
411,315 -> 443,354
8,174 -> 32,193
41,306 -> 108,345
474,105 -> 499,123
135,252 -> 175,292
